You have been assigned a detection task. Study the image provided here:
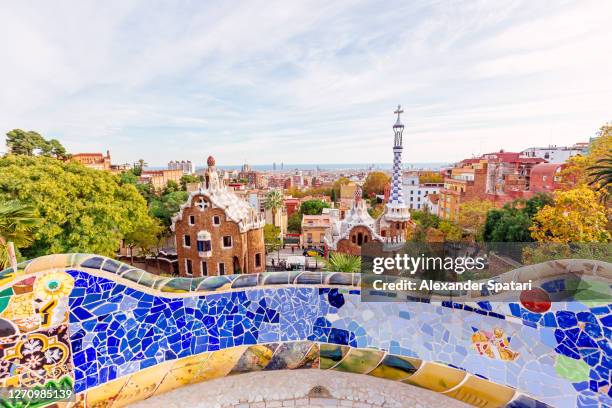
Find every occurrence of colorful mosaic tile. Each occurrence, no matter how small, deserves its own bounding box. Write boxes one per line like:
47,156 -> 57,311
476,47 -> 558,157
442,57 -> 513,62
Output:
0,254 -> 609,407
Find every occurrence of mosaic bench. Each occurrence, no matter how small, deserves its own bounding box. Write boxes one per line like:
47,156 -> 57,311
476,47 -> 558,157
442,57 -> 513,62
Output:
0,254 -> 610,407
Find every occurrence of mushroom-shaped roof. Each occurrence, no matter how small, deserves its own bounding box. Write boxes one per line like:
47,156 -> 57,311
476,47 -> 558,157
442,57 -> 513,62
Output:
207,156 -> 216,167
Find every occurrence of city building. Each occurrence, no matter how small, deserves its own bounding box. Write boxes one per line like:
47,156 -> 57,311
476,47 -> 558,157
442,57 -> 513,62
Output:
520,145 -> 583,163
168,160 -> 194,174
239,170 -> 266,189
483,151 -> 545,202
438,160 -> 487,222
530,163 -> 566,193
264,204 -> 287,238
284,198 -> 300,218
291,171 -> 304,189
425,193 -> 440,215
110,163 -> 131,174
402,171 -> 444,211
300,214 -> 332,247
326,106 -> 411,255
171,156 -> 266,277
70,151 -> 112,171
438,151 -> 546,221
140,169 -> 184,191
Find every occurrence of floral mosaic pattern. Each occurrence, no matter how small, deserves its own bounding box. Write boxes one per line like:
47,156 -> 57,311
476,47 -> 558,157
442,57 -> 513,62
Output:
0,254 -> 609,408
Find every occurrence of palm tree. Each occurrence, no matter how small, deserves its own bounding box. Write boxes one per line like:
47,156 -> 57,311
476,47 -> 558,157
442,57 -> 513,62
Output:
0,200 -> 40,271
133,159 -> 148,176
264,189 -> 284,227
588,155 -> 612,202
324,252 -> 361,273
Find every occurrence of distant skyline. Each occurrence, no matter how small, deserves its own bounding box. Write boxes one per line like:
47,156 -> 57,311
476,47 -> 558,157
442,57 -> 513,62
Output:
1,1 -> 610,166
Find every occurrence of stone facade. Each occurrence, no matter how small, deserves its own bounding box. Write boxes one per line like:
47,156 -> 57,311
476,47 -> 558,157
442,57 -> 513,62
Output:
70,151 -> 112,171
335,225 -> 376,256
172,157 -> 265,277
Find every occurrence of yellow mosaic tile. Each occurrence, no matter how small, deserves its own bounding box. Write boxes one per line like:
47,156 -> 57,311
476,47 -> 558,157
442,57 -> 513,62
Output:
331,348 -> 385,374
111,361 -> 173,407
368,355 -> 422,381
402,361 -> 467,392
443,374 -> 516,408
84,376 -> 129,408
153,352 -> 212,395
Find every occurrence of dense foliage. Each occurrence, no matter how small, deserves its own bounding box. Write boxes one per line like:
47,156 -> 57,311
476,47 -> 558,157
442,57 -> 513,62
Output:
287,212 -> 302,233
324,252 -> 361,273
0,200 -> 40,268
482,194 -> 553,242
263,224 -> 282,253
0,155 -> 157,258
6,129 -> 68,159
299,199 -> 330,215
362,171 -> 390,197
530,186 -> 610,243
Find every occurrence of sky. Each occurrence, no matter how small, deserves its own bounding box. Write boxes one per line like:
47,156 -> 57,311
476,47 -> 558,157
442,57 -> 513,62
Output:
0,0 -> 610,166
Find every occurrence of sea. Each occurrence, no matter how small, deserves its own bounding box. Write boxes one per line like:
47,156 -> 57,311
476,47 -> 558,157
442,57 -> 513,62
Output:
203,162 -> 450,172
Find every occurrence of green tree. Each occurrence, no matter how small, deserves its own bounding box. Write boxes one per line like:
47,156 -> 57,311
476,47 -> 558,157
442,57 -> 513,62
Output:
264,190 -> 284,227
264,224 -> 282,253
133,159 -> 148,176
458,199 -> 496,240
299,199 -> 330,215
118,169 -> 139,186
5,129 -> 68,159
124,217 -> 163,264
330,188 -> 337,203
438,220 -> 462,241
287,212 -> 302,233
149,191 -> 190,229
0,155 -> 158,259
363,172 -> 390,197
40,139 -> 69,159
0,200 -> 40,270
180,174 -> 201,191
163,180 -> 180,194
324,252 -> 361,273
482,194 -> 553,242
523,193 -> 554,218
409,209 -> 441,242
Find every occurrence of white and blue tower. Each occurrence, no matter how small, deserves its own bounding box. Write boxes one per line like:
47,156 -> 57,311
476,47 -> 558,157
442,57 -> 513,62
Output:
382,105 -> 411,240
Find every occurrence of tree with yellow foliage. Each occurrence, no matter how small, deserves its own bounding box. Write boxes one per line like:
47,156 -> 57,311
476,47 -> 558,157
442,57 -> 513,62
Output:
458,199 -> 496,240
561,123 -> 612,189
363,172 -> 390,197
530,186 -> 610,243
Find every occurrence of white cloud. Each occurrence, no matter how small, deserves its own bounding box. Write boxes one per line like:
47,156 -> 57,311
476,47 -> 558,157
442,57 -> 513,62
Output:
0,0 -> 610,164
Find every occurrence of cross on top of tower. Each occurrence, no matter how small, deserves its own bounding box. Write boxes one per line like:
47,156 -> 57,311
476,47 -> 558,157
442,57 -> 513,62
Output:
393,105 -> 404,127
394,104 -> 403,117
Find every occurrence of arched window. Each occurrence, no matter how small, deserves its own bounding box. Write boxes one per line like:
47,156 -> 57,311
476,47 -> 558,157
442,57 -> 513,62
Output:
364,235 -> 368,243
357,232 -> 363,246
351,235 -> 356,243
